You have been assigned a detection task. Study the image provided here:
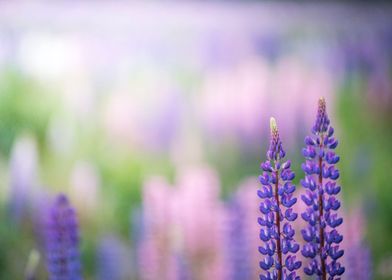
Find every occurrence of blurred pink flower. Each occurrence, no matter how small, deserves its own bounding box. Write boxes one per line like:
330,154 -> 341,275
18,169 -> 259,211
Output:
175,166 -> 225,280
103,89 -> 181,153
232,177 -> 260,279
342,204 -> 372,280
138,166 -> 225,280
199,55 -> 335,149
138,177 -> 177,280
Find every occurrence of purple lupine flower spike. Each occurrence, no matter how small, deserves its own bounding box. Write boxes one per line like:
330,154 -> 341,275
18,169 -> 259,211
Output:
301,97 -> 344,280
226,196 -> 251,280
258,117 -> 301,280
44,194 -> 82,280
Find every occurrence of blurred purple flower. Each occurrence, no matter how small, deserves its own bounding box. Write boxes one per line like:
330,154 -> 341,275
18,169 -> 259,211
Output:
236,179 -> 262,279
97,234 -> 131,280
43,194 -> 82,280
225,196 -> 252,280
175,253 -> 191,280
258,118 -> 301,280
221,178 -> 261,280
300,97 -> 344,279
343,207 -> 372,280
346,245 -> 371,280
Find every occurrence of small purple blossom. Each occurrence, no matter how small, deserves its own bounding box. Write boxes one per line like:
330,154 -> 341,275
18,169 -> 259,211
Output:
258,117 -> 301,280
97,235 -> 131,280
301,97 -> 344,279
344,206 -> 372,280
226,196 -> 251,280
346,244 -> 372,280
43,194 -> 82,280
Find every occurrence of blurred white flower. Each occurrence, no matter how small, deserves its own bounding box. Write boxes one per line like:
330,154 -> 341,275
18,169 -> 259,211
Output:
69,161 -> 100,213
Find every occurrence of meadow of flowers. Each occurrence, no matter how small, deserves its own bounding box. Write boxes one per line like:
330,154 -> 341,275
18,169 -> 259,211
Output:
0,2 -> 392,280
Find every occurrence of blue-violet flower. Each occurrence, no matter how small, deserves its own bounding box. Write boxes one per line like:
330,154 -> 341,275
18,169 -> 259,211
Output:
300,97 -> 345,279
258,117 -> 301,280
44,194 -> 82,280
227,196 -> 251,280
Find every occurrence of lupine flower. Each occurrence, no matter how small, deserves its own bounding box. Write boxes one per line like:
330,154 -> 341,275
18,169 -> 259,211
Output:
222,178 -> 261,280
175,253 -> 191,280
97,235 -> 131,280
43,194 -> 82,280
138,167 -> 225,280
300,97 -> 344,279
138,177 -> 176,280
225,196 -> 251,280
258,117 -> 301,280
346,244 -> 371,280
343,206 -> 372,280
176,166 -> 225,280
235,178 -> 263,280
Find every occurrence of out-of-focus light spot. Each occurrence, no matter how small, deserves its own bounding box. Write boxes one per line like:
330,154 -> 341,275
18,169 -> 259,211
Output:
18,33 -> 83,81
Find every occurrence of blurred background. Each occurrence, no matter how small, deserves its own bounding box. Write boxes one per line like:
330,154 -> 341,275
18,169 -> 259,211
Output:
0,2 -> 391,279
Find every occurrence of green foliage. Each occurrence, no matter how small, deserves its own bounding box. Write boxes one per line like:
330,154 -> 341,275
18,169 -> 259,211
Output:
337,77 -> 392,280
0,70 -> 53,157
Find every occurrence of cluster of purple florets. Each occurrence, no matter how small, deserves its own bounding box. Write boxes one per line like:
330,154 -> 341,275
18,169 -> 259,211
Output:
301,98 -> 344,279
258,98 -> 345,280
43,194 -> 82,280
258,118 -> 301,280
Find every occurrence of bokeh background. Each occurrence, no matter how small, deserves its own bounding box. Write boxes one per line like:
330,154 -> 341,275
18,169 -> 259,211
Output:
0,2 -> 392,279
